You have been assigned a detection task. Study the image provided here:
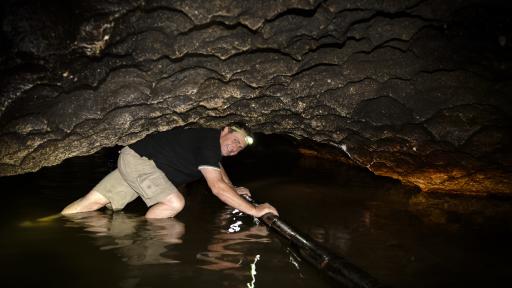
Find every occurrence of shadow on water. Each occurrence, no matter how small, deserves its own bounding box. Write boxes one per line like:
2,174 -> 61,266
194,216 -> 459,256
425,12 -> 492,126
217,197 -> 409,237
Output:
1,133 -> 512,288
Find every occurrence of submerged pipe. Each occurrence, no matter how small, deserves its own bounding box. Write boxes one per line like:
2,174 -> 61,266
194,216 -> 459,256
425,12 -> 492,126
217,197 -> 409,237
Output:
244,195 -> 385,288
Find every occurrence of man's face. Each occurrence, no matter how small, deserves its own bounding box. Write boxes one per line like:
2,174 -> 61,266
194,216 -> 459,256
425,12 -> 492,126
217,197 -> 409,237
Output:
220,127 -> 247,156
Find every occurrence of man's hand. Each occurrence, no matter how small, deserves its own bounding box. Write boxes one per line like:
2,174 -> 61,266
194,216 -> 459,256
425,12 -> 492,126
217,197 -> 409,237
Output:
234,186 -> 251,196
254,203 -> 279,217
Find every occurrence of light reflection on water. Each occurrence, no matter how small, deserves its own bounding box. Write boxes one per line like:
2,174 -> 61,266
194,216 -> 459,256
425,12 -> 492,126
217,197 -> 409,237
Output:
60,208 -> 274,272
52,202 -> 320,288
196,207 -> 270,272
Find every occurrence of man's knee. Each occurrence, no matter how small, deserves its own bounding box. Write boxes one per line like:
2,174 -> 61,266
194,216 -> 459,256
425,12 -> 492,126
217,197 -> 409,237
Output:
62,190 -> 109,214
163,192 -> 185,214
145,193 -> 185,218
85,190 -> 108,201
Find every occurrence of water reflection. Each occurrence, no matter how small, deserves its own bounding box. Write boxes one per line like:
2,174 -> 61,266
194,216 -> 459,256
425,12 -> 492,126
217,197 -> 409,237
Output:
63,211 -> 185,265
197,207 -> 270,273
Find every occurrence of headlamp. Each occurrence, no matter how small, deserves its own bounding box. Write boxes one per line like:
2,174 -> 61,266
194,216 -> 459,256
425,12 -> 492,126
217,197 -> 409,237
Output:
231,126 -> 254,145
245,135 -> 254,145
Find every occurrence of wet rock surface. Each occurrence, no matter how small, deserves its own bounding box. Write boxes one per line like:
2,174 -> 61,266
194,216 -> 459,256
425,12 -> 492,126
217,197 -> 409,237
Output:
1,0 -> 511,195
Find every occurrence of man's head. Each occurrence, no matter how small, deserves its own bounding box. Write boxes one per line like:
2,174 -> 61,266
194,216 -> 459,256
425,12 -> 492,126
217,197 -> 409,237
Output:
219,122 -> 254,156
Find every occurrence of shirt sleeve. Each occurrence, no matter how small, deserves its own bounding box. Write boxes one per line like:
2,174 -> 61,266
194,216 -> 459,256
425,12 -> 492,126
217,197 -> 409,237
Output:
196,144 -> 221,170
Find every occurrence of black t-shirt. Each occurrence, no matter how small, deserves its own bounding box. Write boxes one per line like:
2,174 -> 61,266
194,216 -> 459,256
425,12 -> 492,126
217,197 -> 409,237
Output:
129,128 -> 222,185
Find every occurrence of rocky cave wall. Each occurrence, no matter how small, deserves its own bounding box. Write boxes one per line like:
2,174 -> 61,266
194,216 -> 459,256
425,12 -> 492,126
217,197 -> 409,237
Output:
1,0 -> 511,195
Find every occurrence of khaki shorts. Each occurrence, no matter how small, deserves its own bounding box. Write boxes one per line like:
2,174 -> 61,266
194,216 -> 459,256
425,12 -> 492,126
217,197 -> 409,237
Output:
93,147 -> 179,210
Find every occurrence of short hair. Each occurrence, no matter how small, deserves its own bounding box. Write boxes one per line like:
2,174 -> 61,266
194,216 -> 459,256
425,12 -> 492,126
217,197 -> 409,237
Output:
228,122 -> 254,145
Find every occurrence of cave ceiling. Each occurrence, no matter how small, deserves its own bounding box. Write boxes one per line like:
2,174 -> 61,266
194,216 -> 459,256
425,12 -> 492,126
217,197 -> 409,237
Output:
1,0 -> 511,195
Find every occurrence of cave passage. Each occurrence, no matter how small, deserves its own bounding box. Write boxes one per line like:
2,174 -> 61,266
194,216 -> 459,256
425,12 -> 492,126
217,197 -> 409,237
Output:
0,134 -> 511,288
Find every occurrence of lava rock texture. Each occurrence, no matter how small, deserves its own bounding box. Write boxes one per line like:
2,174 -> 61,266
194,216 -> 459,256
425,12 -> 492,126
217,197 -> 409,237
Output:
1,0 -> 511,195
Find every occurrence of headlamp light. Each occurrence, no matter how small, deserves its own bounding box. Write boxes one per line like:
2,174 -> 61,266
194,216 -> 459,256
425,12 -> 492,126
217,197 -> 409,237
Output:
231,126 -> 254,145
245,135 -> 254,145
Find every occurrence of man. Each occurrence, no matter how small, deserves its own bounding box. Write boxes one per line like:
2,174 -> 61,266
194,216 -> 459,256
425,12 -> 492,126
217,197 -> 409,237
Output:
61,123 -> 278,219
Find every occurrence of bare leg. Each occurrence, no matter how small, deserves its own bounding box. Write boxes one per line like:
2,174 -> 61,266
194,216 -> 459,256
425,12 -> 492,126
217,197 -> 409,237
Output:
145,192 -> 185,219
61,190 -> 110,214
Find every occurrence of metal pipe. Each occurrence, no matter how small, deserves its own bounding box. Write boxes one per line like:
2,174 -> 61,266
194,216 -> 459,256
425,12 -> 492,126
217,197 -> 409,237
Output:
244,195 -> 385,288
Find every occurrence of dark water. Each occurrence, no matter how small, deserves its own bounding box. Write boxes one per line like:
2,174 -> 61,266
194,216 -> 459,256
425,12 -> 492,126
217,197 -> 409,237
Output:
1,138 -> 512,288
